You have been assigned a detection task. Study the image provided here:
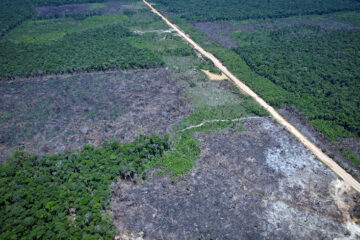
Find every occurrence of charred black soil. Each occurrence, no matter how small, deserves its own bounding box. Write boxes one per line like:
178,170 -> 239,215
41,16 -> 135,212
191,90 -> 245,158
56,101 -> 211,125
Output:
279,106 -> 360,180
190,17 -> 359,48
110,117 -> 360,239
0,68 -> 190,162
35,1 -> 144,17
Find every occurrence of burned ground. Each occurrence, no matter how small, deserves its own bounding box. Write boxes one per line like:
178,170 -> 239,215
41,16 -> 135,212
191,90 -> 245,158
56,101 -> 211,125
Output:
35,1 -> 144,17
110,117 -> 360,239
190,22 -> 240,48
233,17 -> 359,32
0,68 -> 190,162
279,106 -> 360,181
190,17 -> 359,48
2,3 -> 360,238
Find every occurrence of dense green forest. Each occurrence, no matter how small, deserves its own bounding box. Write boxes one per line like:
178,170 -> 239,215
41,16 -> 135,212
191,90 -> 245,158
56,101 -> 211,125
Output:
0,0 -> 200,79
152,0 -> 360,21
0,0 -> 33,37
170,11 -> 360,144
3,0 -> 359,238
0,0 -> 121,37
233,25 -> 360,139
0,86 -> 268,238
0,2 -> 178,79
0,24 -> 164,79
0,135 -> 171,239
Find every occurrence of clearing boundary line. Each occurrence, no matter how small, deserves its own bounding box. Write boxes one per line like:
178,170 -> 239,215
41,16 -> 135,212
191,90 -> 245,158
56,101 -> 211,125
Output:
143,0 -> 360,192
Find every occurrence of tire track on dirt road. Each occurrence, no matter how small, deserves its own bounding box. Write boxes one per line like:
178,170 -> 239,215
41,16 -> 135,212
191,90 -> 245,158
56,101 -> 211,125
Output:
143,0 -> 360,192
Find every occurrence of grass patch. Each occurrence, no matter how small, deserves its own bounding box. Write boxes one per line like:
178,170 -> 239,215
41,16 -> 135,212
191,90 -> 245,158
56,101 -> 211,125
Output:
188,83 -> 240,106
341,149 -> 360,167
88,3 -> 107,11
152,132 -> 200,178
309,119 -> 354,141
175,99 -> 268,133
5,14 -> 127,44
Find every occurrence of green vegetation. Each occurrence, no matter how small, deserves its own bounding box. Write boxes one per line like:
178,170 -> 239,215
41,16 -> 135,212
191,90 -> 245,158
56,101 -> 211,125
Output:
341,149 -> 360,167
152,0 -> 360,21
176,23 -> 292,108
161,8 -> 360,168
234,26 -> 360,138
5,14 -> 127,44
32,0 -> 111,5
153,132 -> 200,177
0,0 -> 116,37
171,13 -> 360,140
0,24 -> 164,79
0,1 -> 200,79
175,101 -> 268,133
0,89 -> 267,238
88,3 -> 106,10
309,120 -> 354,141
157,93 -> 268,177
128,33 -> 193,57
0,135 -> 170,239
0,2 -> 273,238
0,0 -> 33,37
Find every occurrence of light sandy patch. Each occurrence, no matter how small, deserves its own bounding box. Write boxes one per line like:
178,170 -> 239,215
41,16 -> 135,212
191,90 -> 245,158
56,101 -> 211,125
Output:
201,69 -> 228,81
115,231 -> 144,240
331,179 -> 360,239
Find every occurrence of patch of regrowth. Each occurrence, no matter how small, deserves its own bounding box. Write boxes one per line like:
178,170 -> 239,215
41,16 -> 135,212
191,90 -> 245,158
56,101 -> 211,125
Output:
175,98 -> 268,133
151,132 -> 200,178
163,56 -> 200,72
188,82 -> 240,107
5,14 -> 128,44
88,3 -> 107,11
199,60 -> 221,74
340,149 -> 360,167
309,119 -> 354,141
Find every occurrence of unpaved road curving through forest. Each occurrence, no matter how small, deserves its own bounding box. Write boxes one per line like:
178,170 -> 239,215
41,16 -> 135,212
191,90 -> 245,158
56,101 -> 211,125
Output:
143,0 -> 360,192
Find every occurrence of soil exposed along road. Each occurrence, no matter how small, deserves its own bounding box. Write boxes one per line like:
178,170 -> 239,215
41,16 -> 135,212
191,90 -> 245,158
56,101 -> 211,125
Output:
143,0 -> 360,193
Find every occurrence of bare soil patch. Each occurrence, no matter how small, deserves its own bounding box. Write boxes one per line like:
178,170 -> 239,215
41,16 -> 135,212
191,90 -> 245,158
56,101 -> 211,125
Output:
0,68 -> 190,162
201,69 -> 228,81
110,117 -> 360,239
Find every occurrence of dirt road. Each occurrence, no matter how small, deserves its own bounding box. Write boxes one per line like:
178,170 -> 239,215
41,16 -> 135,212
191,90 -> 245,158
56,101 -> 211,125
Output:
143,0 -> 360,192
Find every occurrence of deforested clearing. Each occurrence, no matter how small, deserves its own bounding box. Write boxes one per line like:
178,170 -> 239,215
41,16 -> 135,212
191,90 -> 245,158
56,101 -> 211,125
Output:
0,0 -> 359,239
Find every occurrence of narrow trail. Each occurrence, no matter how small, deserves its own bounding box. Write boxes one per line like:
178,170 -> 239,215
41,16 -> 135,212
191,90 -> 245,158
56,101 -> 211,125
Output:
178,116 -> 263,132
143,0 -> 360,193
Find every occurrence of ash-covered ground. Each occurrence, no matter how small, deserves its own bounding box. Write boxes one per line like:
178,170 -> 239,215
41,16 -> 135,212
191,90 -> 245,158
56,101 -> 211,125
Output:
110,117 -> 360,239
1,54 -> 358,239
190,17 -> 359,49
35,1 -> 144,17
0,69 -> 190,162
279,106 -> 360,182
